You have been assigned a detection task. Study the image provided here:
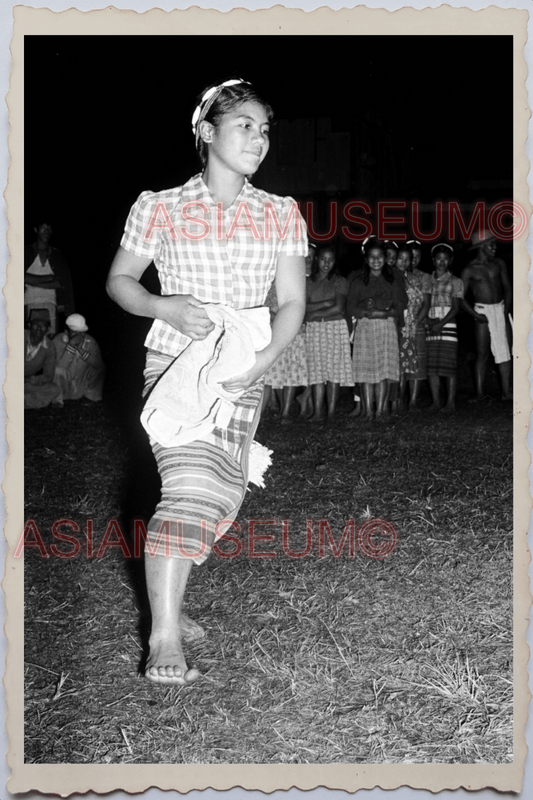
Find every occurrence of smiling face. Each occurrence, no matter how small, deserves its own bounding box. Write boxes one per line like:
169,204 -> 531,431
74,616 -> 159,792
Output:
366,246 -> 386,275
202,100 -> 270,178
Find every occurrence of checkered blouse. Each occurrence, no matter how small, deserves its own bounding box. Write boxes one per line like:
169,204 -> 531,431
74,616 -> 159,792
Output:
121,174 -> 307,356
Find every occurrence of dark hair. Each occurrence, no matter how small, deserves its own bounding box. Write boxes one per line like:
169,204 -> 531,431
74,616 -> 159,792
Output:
195,81 -> 274,166
431,243 -> 454,259
361,239 -> 394,285
396,244 -> 412,260
310,244 -> 339,282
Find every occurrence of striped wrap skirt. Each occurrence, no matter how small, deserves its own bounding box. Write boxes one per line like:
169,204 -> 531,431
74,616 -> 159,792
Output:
305,319 -> 354,386
427,315 -> 458,377
142,349 -> 263,565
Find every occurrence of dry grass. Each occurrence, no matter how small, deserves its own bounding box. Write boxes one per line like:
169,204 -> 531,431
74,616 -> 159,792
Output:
24,378 -> 513,764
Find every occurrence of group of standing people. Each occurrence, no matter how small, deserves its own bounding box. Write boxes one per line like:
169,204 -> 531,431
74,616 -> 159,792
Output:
264,232 -> 512,421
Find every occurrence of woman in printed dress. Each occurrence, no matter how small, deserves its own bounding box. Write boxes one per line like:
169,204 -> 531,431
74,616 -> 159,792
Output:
395,244 -> 431,411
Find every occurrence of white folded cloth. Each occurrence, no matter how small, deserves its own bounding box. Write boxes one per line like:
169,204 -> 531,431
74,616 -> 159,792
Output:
141,304 -> 271,448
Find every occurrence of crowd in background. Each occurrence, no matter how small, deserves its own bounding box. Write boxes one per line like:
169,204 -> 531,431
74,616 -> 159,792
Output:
264,232 -> 513,423
23,220 -> 512,421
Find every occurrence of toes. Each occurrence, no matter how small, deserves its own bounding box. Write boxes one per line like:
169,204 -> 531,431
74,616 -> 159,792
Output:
184,668 -> 201,684
145,663 -> 200,685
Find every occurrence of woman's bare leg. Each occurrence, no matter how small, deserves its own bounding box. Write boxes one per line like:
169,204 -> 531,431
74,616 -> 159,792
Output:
309,383 -> 326,421
296,386 -> 312,417
375,380 -> 388,418
145,555 -> 201,685
281,385 -> 297,421
362,383 -> 375,420
326,381 -> 340,419
427,375 -> 442,412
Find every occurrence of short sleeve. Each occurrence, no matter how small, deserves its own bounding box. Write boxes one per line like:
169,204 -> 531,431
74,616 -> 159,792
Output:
120,190 -> 165,260
277,196 -> 308,258
334,275 -> 349,296
453,277 -> 465,299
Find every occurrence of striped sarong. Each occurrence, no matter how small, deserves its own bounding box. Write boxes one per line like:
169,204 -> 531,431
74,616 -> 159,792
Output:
427,321 -> 458,377
143,350 -> 263,564
352,318 -> 400,383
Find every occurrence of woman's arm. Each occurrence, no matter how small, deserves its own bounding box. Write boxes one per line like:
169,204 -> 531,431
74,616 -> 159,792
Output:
386,279 -> 408,319
222,254 -> 306,391
307,292 -> 347,321
106,246 -> 215,340
415,293 -> 431,325
306,298 -> 335,311
429,295 -> 461,331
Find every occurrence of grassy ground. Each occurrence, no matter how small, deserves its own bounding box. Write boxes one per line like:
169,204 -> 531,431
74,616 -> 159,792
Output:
24,370 -> 513,764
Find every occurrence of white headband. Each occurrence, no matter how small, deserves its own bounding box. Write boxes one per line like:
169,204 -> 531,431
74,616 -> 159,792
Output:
361,234 -> 376,254
191,78 -> 249,139
431,243 -> 453,254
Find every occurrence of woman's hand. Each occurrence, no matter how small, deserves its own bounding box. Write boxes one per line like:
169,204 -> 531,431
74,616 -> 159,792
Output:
68,333 -> 85,348
155,294 -> 215,340
106,247 -> 215,340
221,349 -> 271,393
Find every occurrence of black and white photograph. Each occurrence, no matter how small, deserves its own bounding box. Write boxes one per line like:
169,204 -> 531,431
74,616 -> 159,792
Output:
6,3 -> 531,794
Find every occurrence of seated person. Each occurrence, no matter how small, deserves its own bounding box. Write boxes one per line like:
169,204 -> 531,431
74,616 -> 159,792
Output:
53,314 -> 105,404
24,309 -> 61,409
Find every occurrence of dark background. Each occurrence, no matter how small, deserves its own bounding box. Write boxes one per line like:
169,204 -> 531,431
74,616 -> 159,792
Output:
24,35 -> 513,395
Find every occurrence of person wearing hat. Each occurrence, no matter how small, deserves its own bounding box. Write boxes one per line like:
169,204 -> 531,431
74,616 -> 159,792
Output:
52,314 -> 105,404
460,231 -> 512,401
24,222 -> 75,335
24,309 -> 61,409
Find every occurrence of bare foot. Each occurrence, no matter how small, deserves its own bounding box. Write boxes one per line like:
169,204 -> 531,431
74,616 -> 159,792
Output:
348,405 -> 361,417
145,634 -> 201,686
181,613 -> 206,642
296,394 -> 312,418
308,412 -> 326,423
426,403 -> 443,414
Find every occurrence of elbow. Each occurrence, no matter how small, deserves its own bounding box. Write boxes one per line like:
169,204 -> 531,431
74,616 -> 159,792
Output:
106,274 -> 119,302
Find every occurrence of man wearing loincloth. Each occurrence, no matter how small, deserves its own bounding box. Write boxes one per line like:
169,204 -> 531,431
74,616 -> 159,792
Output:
460,230 -> 512,401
